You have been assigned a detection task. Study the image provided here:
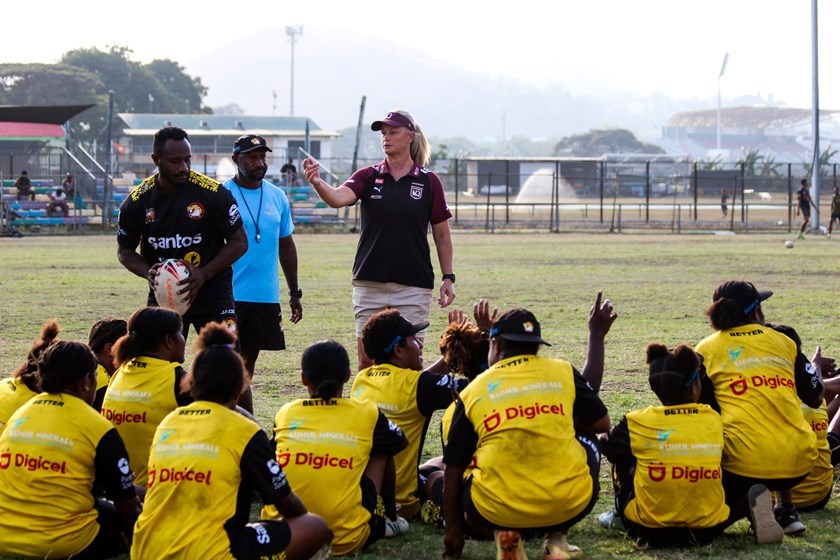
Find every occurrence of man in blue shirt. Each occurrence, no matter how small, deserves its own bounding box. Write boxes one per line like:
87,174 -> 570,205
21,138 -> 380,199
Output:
223,134 -> 302,412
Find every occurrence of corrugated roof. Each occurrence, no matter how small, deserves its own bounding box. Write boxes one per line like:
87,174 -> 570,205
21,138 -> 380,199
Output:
0,104 -> 96,124
667,106 -> 839,129
117,113 -> 331,133
0,122 -> 64,138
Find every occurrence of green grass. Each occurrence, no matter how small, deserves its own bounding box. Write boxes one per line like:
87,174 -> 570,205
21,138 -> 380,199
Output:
0,231 -> 838,559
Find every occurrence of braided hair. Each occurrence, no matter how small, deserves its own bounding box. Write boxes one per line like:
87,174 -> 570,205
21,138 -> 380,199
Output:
646,343 -> 702,406
181,322 -> 244,404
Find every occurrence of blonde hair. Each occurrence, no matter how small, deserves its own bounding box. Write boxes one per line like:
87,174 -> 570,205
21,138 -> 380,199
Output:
393,109 -> 431,167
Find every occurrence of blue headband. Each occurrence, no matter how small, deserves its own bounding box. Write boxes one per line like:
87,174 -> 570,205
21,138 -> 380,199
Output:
384,335 -> 402,354
743,298 -> 760,315
685,368 -> 699,388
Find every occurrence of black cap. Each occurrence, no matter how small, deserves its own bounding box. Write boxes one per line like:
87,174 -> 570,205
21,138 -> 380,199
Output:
233,134 -> 272,155
383,316 -> 430,354
490,309 -> 551,346
713,280 -> 773,315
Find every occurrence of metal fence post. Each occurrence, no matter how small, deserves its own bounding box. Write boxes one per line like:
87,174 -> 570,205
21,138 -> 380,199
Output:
645,160 -> 650,222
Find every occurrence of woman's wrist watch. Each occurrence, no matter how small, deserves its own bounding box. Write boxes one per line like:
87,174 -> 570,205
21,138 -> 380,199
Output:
289,288 -> 303,298
442,273 -> 456,284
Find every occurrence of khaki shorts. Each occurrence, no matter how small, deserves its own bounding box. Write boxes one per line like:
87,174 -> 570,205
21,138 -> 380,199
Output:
352,280 -> 432,338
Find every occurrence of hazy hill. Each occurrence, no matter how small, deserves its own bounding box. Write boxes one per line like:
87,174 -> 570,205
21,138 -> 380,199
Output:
186,26 -> 768,146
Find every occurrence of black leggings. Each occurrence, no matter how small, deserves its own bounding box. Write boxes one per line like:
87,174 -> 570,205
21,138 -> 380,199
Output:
73,500 -> 129,560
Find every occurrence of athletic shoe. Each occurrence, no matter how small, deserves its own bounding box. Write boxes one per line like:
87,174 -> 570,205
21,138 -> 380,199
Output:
747,484 -> 784,544
774,505 -> 806,536
597,510 -> 622,530
495,530 -> 528,560
384,515 -> 410,538
420,500 -> 443,528
542,532 -> 583,560
798,232 -> 806,239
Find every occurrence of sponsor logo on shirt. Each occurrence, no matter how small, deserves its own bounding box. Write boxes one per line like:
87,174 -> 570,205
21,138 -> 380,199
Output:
147,466 -> 213,488
145,208 -> 156,223
809,419 -> 828,432
482,402 -> 566,433
118,457 -> 131,474
728,374 -> 794,395
186,202 -> 205,220
0,451 -> 67,473
728,329 -> 764,337
229,203 -> 241,226
254,524 -> 271,545
277,450 -> 355,470
102,409 -> 148,426
147,233 -> 202,250
647,464 -> 721,483
183,251 -> 201,266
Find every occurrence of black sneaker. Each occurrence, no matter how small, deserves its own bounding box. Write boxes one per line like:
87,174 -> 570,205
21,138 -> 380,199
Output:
774,505 -> 806,535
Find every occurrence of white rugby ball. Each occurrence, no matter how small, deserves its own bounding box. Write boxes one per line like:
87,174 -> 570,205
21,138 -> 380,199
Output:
784,240 -> 795,249
154,259 -> 192,315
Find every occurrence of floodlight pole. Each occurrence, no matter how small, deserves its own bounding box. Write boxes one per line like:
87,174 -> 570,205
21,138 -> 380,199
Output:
286,25 -> 303,116
716,53 -> 729,151
810,0 -> 821,230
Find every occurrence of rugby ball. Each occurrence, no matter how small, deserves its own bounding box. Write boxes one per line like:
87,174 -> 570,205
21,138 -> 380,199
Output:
153,259 -> 191,315
784,240 -> 795,249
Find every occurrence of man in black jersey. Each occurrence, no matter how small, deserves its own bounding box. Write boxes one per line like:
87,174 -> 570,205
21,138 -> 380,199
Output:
117,126 -> 247,336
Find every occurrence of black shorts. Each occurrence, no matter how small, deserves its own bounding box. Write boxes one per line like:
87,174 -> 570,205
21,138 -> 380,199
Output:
73,499 -> 129,560
227,519 -> 292,560
181,306 -> 238,339
722,469 -> 808,524
235,302 -> 286,352
800,205 -> 811,218
462,433 -> 601,534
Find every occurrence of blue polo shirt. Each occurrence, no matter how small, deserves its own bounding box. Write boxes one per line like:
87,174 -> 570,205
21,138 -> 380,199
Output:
223,178 -> 294,303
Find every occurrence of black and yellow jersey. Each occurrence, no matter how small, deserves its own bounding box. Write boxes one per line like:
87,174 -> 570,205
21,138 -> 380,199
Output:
0,393 -> 135,558
265,397 -> 405,555
790,402 -> 833,508
351,364 -> 465,518
101,356 -> 190,486
132,401 -> 291,559
601,404 -> 729,528
0,377 -> 37,435
444,355 -> 607,529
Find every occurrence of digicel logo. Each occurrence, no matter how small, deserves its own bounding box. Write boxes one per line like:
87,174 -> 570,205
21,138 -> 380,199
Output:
276,451 -> 354,470
648,465 -> 721,483
147,466 -> 212,488
482,402 -> 566,433
729,374 -> 794,395
103,409 -> 148,425
0,452 -> 67,473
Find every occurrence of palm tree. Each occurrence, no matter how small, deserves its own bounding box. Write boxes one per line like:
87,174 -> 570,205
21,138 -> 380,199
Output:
802,145 -> 838,177
737,147 -> 763,176
759,154 -> 783,178
700,155 -> 724,171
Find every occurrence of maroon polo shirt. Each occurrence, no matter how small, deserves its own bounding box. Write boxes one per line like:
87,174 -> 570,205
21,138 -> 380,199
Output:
343,160 -> 451,289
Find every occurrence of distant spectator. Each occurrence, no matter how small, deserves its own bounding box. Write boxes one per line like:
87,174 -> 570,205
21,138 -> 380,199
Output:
796,179 -> 818,239
48,185 -> 70,217
15,171 -> 34,201
721,189 -> 729,218
62,173 -> 75,199
281,157 -> 298,185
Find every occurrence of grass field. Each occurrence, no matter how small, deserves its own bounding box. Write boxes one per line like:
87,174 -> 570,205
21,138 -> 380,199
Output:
0,231 -> 838,559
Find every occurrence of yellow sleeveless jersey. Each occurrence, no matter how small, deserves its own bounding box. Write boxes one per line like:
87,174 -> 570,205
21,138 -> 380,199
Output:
102,356 -> 182,486
458,355 -> 593,528
790,402 -> 832,508
267,398 -> 403,555
0,377 -> 37,434
132,401 -> 289,559
350,364 -> 433,518
696,325 -> 817,478
623,404 -> 729,528
0,393 -> 130,558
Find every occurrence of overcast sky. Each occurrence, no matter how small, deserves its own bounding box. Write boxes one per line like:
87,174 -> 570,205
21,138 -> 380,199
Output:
7,0 -> 839,111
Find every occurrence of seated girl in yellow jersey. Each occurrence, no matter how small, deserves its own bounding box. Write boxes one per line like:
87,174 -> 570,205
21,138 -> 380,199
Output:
600,343 -> 729,547
0,341 -> 141,559
695,281 -> 823,541
88,317 -> 127,411
421,293 -> 616,530
265,339 -> 408,555
442,308 -> 610,560
0,318 -> 60,434
351,309 -> 469,523
132,323 -> 331,560
102,307 -> 192,488
766,324 -> 839,513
